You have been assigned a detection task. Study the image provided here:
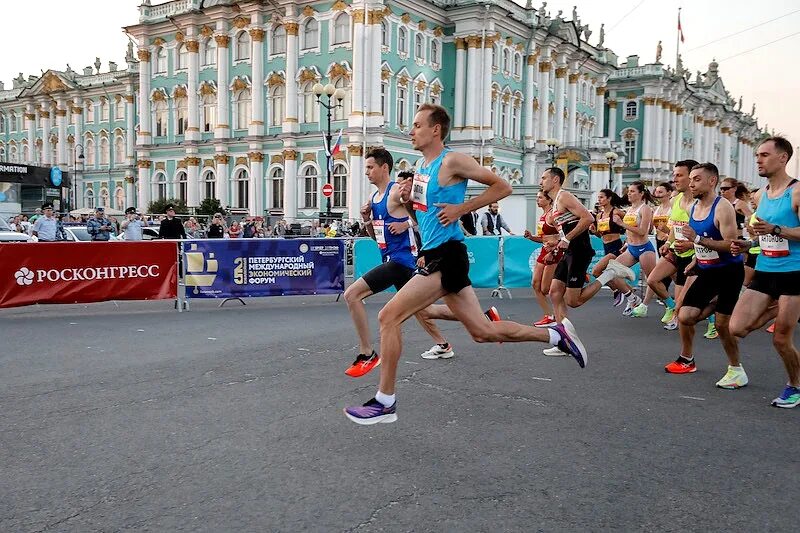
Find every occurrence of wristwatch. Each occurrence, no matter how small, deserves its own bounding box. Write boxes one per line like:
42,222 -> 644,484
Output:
771,225 -> 782,236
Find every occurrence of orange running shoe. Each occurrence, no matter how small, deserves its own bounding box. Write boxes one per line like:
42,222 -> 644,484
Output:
345,351 -> 380,378
665,357 -> 696,374
534,315 -> 557,328
766,323 -> 776,334
484,307 -> 501,322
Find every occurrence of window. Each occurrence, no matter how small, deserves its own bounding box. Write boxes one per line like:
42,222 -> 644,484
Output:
512,103 -> 520,139
398,27 -> 408,54
154,100 -> 168,137
85,138 -> 95,166
302,19 -> 318,50
501,99 -> 509,138
236,32 -> 251,61
333,13 -> 350,45
234,168 -> 249,208
9,112 -> 16,132
415,34 -> 424,61
114,135 -> 125,164
302,82 -> 318,123
100,187 -> 110,208
176,97 -> 188,135
333,77 -> 350,121
503,49 -> 511,72
303,166 -> 318,208
397,85 -> 407,127
85,188 -> 95,209
431,40 -> 439,65
0,145 -> 4,160
0,114 -> 4,134
270,85 -> 285,126
623,130 -> 638,162
380,81 -> 389,122
272,24 -> 286,54
155,47 -> 167,74
203,170 -> 216,199
625,100 -> 638,120
235,89 -> 252,130
414,88 -> 424,111
580,82 -> 587,103
115,98 -> 125,120
203,38 -> 217,66
381,21 -> 389,47
154,173 -> 167,201
115,188 -> 125,211
333,164 -> 347,208
492,43 -> 500,69
86,101 -> 95,123
271,167 -> 284,209
99,136 -> 110,166
513,54 -> 522,77
177,43 -> 188,70
9,145 -> 17,162
22,144 -> 29,163
430,88 -> 440,106
176,171 -> 188,203
202,93 -> 216,132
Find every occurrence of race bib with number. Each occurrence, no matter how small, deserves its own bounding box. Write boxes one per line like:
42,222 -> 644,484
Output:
673,222 -> 688,240
759,234 -> 790,257
373,219 -> 387,249
694,243 -> 720,265
597,218 -> 610,233
623,214 -> 638,226
536,222 -> 544,237
412,173 -> 430,212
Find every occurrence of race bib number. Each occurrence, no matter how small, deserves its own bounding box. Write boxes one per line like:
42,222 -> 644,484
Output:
673,222 -> 688,241
373,219 -> 387,249
623,214 -> 638,226
653,216 -> 669,232
412,172 -> 430,212
536,222 -> 544,237
597,218 -> 610,233
759,234 -> 790,257
694,243 -> 720,265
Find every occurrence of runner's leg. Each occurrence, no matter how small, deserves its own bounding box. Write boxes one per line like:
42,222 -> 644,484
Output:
533,261 -> 554,318
549,279 -> 568,322
729,289 -> 775,337
343,278 -> 376,354
771,296 -> 800,386
715,313 -> 740,367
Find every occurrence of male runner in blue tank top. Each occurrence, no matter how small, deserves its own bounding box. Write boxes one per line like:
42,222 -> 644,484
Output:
730,137 -> 800,408
344,104 -> 588,425
662,163 -> 746,389
343,148 -> 454,378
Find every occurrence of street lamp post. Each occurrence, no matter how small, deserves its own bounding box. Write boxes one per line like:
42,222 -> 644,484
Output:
72,144 -> 85,213
545,138 -> 561,166
605,151 -> 618,191
313,82 -> 345,223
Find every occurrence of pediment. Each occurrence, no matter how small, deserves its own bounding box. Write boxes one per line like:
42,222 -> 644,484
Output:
19,71 -> 78,97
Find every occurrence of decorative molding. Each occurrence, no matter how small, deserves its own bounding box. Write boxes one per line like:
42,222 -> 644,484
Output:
41,72 -> 68,94
418,21 -> 427,31
267,73 -> 286,87
55,109 -> 67,117
608,100 -> 617,109
248,151 -> 265,162
69,106 -> 82,115
152,37 -> 166,46
303,153 -> 316,162
235,156 -> 248,166
214,154 -> 230,164
39,111 -> 50,119
505,37 -> 513,46
175,31 -> 185,43
124,176 -> 135,184
173,86 -> 188,98
282,149 -> 298,160
721,127 -> 732,134
590,163 -> 610,170
155,162 -> 166,170
302,6 -> 316,17
661,101 -> 670,109
270,154 -> 284,164
185,40 -> 200,53
433,26 -> 443,37
199,81 -> 217,96
232,77 -> 250,92
250,28 -> 265,42
151,90 -> 167,102
137,50 -> 151,62
334,151 -> 346,161
203,159 -> 215,168
347,144 -> 363,156
353,9 -> 365,24
380,68 -> 392,80
400,13 -> 411,24
298,68 -> 319,83
568,73 -> 579,83
215,34 -> 230,47
466,35 -> 481,48
200,26 -> 214,38
538,62 -> 551,72
515,43 -> 524,52
455,37 -> 466,50
177,159 -> 188,169
332,0 -> 348,11
328,63 -> 350,80
284,22 -> 299,36
232,16 -> 250,29
382,6 -> 392,16
643,96 -> 656,105
186,157 -> 201,166
367,10 -> 383,24
596,87 -> 606,95
555,67 -> 567,78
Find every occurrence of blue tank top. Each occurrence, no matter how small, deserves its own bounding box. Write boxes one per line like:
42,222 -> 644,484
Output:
689,196 -> 742,269
755,180 -> 800,272
371,181 -> 416,269
413,149 -> 467,250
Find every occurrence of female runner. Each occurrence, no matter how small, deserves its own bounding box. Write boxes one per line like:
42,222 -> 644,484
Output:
590,189 -> 631,307
523,191 -> 561,327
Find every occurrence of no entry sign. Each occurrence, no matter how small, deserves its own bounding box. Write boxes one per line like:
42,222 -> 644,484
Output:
322,183 -> 334,198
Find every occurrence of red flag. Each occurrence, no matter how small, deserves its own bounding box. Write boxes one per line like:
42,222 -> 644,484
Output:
678,11 -> 685,43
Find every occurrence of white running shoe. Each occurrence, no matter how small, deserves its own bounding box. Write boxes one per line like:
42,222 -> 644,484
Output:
605,260 -> 636,282
420,344 -> 455,360
623,294 -> 642,316
715,365 -> 749,389
542,346 -> 568,357
663,316 -> 678,330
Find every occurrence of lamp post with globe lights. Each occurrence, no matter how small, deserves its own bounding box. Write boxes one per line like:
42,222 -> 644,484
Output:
72,144 -> 85,212
605,151 -> 618,190
545,138 -> 561,166
313,82 -> 346,223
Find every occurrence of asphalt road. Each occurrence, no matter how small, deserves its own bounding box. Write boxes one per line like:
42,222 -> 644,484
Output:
1,290 -> 797,532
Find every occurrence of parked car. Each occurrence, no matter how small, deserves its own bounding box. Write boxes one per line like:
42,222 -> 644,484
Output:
0,217 -> 32,242
62,224 -> 119,242
116,227 -> 160,241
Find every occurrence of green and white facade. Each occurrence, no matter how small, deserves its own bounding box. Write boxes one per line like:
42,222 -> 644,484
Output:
0,0 -> 763,228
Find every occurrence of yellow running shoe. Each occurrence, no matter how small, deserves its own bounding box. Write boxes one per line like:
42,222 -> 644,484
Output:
715,365 -> 748,389
704,323 -> 718,339
661,307 -> 675,324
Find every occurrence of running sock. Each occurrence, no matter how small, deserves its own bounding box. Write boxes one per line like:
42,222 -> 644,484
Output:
376,391 -> 396,407
708,315 -> 716,325
596,269 -> 616,286
678,355 -> 694,363
438,343 -> 450,350
664,296 -> 675,309
626,291 -> 638,302
548,328 -> 561,346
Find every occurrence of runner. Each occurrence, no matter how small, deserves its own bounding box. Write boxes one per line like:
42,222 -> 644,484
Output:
646,160 -> 700,331
589,189 -> 631,307
523,190 -> 560,327
343,105 -> 589,425
651,182 -> 675,307
730,137 -> 800,408
743,191 -> 761,288
611,181 -> 658,318
343,149 -> 454,377
663,163 -> 746,389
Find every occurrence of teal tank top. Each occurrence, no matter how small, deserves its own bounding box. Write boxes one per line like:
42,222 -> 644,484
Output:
413,149 -> 467,250
754,180 -> 800,272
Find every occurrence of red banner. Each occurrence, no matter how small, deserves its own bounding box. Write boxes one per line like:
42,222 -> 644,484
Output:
0,242 -> 178,309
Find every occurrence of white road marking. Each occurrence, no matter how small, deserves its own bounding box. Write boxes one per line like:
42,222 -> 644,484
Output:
531,377 -> 552,382
207,337 -> 217,341
680,395 -> 706,401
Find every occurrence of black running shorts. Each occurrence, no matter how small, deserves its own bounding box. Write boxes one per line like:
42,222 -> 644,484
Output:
666,251 -> 695,286
681,262 -> 744,316
418,240 -> 472,294
362,260 -> 414,293
749,270 -> 800,300
554,245 -> 595,289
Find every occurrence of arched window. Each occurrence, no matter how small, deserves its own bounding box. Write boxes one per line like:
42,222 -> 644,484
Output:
115,97 -> 124,120
155,47 -> 167,74
202,93 -> 217,132
203,169 -> 216,199
398,27 -> 408,54
397,83 -> 407,127
99,187 -> 110,208
115,187 -> 125,211
85,187 -> 95,209
301,82 -> 318,123
85,137 -> 95,167
492,43 -> 500,69
381,21 -> 389,47
270,85 -> 285,126
99,136 -> 110,166
414,86 -> 424,111
175,96 -> 188,135
234,89 -> 252,130
503,49 -> 511,72
622,128 -> 639,163
176,43 -> 188,70
332,164 -> 347,208
9,111 -> 16,132
236,32 -> 251,61
431,40 -> 439,65
303,166 -> 318,208
415,33 -> 424,61
114,136 -> 125,164
0,114 -> 6,134
501,97 -> 510,138
380,79 -> 390,120
490,86 -> 499,133
0,144 -> 5,160
271,167 -> 284,209
154,173 -> 167,201
154,100 -> 168,137
302,19 -> 319,50
22,143 -> 29,163
272,24 -> 286,54
85,100 -> 95,123
203,38 -> 217,66
234,168 -> 249,208
176,171 -> 188,203
512,99 -> 521,139
333,13 -> 350,45
580,82 -> 587,103
625,100 -> 638,120
513,53 -> 522,77
333,77 -> 350,121
9,144 -> 17,163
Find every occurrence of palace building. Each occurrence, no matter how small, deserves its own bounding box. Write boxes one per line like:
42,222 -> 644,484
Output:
0,0 -> 764,228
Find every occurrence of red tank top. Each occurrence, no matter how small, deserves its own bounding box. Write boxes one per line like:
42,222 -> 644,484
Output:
538,211 -> 559,236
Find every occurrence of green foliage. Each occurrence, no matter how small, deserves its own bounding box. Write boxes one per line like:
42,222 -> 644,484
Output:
147,198 -> 188,214
197,198 -> 226,216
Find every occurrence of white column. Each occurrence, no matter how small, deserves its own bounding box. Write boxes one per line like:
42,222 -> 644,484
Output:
284,21 -> 299,130
594,86 -> 605,138
672,107 -> 682,162
186,34 -> 201,142
660,103 -> 670,167
249,153 -> 263,216
215,153 -> 230,209
523,52 -> 536,148
348,147 -> 364,221
25,104 -> 35,164
454,38 -> 466,129
137,161 -> 150,209
249,25 -> 265,136
350,12 -> 366,130
566,69 -> 578,143
554,65 -> 566,143
125,92 -> 136,167
282,150 -> 298,220
187,155 -> 200,208
537,59 -> 551,142
465,36 -> 480,129
704,120 -> 714,163
73,97 -> 84,168
693,114 -> 704,161
138,48 -> 152,145
607,99 -> 617,142
642,97 -> 655,167
41,104 -> 52,166
482,37 -> 494,139
368,11 -> 382,128
721,128 -> 732,177
215,31 -> 230,139
653,100 -> 664,167
56,101 -> 68,167
125,175 -> 136,208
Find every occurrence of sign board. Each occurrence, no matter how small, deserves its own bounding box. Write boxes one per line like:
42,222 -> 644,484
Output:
322,183 -> 334,198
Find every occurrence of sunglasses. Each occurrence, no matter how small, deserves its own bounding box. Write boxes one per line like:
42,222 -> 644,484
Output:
719,186 -> 734,191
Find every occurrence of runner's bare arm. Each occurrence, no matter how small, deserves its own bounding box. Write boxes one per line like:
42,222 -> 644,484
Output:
360,201 -> 376,239
441,152 -> 512,216
559,193 -> 594,241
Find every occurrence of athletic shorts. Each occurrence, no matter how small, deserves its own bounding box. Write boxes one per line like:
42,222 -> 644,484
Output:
682,262 -> 744,315
419,240 -> 471,294
362,260 -> 414,293
665,251 -> 695,286
749,270 -> 800,300
536,246 -> 564,265
656,238 -> 668,255
603,239 -> 624,257
628,241 -> 656,261
554,245 -> 595,289
745,252 -> 758,269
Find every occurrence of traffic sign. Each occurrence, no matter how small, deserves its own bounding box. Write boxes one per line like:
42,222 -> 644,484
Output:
322,183 -> 334,198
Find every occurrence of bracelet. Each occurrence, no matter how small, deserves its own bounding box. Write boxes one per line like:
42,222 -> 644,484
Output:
561,237 -> 571,245
694,235 -> 702,244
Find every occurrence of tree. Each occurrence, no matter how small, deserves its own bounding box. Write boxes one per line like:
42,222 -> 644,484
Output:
197,197 -> 226,216
147,197 -> 188,214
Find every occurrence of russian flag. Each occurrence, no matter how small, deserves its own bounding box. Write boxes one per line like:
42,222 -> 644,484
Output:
327,129 -> 343,171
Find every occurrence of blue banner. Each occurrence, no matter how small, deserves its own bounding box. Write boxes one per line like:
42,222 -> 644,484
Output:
183,238 -> 345,298
502,236 -> 542,288
464,236 -> 500,289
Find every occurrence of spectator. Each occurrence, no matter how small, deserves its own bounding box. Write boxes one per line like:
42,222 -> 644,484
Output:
242,217 -> 257,238
184,216 -> 200,238
121,206 -> 145,241
481,202 -> 514,235
55,214 -> 68,241
460,209 -> 479,236
264,224 -> 274,237
87,207 -> 115,241
11,215 -> 25,233
228,220 -> 242,238
206,213 -> 226,238
31,203 -> 58,242
158,204 -> 187,239
29,207 -> 42,224
253,219 -> 265,238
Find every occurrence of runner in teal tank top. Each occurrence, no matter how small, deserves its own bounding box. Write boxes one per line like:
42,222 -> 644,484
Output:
344,104 -> 589,426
